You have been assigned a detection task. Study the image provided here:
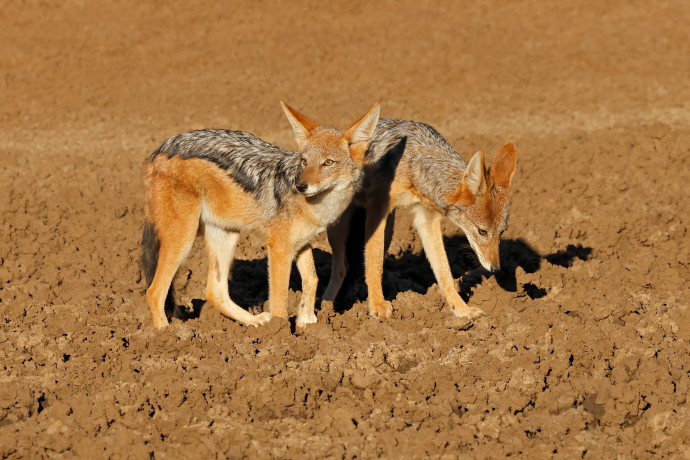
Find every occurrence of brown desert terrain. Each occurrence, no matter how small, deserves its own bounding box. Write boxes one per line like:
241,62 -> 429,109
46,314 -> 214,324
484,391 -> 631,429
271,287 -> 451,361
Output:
1,0 -> 689,457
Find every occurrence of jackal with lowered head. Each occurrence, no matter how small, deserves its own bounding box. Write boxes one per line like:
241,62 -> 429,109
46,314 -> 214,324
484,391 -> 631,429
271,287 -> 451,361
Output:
323,118 -> 516,320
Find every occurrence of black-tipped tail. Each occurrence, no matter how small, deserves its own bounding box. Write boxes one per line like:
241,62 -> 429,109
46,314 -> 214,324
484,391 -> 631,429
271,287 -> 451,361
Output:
140,220 -> 159,288
140,220 -> 175,314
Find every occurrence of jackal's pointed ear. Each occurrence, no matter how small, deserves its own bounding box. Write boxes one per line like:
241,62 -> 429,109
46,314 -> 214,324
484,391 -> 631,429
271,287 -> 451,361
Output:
344,103 -> 380,164
464,151 -> 487,196
490,143 -> 517,188
281,101 -> 320,148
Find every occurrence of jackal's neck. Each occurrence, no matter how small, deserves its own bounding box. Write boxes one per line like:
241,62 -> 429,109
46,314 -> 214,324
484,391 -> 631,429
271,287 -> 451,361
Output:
308,181 -> 358,229
409,148 -> 467,211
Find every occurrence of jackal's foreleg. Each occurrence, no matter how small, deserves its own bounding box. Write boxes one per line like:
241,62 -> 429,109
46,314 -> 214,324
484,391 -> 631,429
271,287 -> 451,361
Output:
411,205 -> 484,320
267,237 -> 292,320
364,203 -> 393,319
295,246 -> 318,327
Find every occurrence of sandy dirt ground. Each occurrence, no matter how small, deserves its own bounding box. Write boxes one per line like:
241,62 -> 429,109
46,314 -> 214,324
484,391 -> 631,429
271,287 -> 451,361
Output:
1,0 -> 689,457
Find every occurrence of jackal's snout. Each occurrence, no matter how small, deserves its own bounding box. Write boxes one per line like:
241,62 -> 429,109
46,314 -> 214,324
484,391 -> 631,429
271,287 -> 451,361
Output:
475,243 -> 501,273
485,245 -> 501,272
295,163 -> 326,196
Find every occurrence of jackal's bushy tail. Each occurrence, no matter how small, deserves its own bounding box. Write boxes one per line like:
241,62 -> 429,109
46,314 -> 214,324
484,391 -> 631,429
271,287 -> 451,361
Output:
140,220 -> 176,312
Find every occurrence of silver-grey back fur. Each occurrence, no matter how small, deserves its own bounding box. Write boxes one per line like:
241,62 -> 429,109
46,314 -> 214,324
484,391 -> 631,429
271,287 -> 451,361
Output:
365,119 -> 468,209
149,129 -> 303,207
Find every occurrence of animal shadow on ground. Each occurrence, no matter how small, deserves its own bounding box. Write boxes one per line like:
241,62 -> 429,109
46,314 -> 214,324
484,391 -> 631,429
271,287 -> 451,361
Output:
170,257 -> 273,322
170,236 -> 592,322
172,254 -> 333,322
326,209 -> 593,311
460,241 -> 591,300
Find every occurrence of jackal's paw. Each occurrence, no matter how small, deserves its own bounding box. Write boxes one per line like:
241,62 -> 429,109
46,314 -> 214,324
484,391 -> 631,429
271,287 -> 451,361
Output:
451,306 -> 485,321
296,310 -> 318,328
247,312 -> 272,327
369,300 -> 393,319
152,317 -> 169,330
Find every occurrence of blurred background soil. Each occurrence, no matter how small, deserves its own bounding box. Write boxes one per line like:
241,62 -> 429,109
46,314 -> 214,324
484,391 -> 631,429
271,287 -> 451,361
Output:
1,0 -> 689,457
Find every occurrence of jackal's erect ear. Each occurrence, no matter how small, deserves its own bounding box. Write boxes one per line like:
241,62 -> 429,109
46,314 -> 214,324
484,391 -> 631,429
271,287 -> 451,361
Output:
344,103 -> 380,164
464,151 -> 488,196
281,101 -> 320,149
490,143 -> 517,188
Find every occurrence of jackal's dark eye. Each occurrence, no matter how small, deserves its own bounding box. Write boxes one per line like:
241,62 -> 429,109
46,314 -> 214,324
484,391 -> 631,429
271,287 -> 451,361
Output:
478,228 -> 488,236
301,158 -> 307,167
323,159 -> 334,166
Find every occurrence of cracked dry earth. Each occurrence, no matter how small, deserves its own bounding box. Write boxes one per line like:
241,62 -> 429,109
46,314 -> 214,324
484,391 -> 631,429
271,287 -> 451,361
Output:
1,0 -> 689,458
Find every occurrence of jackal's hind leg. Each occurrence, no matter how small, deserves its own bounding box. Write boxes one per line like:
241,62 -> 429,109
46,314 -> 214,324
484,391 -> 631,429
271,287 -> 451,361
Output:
204,224 -> 271,326
145,217 -> 199,329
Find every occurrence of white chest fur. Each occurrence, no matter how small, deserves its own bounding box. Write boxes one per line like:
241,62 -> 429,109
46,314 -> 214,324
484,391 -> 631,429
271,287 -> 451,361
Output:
308,182 -> 356,231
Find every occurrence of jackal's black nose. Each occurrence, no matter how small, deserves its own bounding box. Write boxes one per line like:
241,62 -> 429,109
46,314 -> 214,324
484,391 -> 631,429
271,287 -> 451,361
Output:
296,183 -> 307,193
490,264 -> 501,273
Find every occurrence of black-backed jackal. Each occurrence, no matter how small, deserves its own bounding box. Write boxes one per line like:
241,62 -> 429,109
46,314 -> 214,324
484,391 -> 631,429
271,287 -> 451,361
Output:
140,103 -> 380,329
323,118 -> 516,320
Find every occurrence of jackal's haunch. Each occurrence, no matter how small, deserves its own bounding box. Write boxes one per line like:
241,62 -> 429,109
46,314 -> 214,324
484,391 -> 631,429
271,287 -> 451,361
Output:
141,102 -> 380,329
324,118 -> 516,320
